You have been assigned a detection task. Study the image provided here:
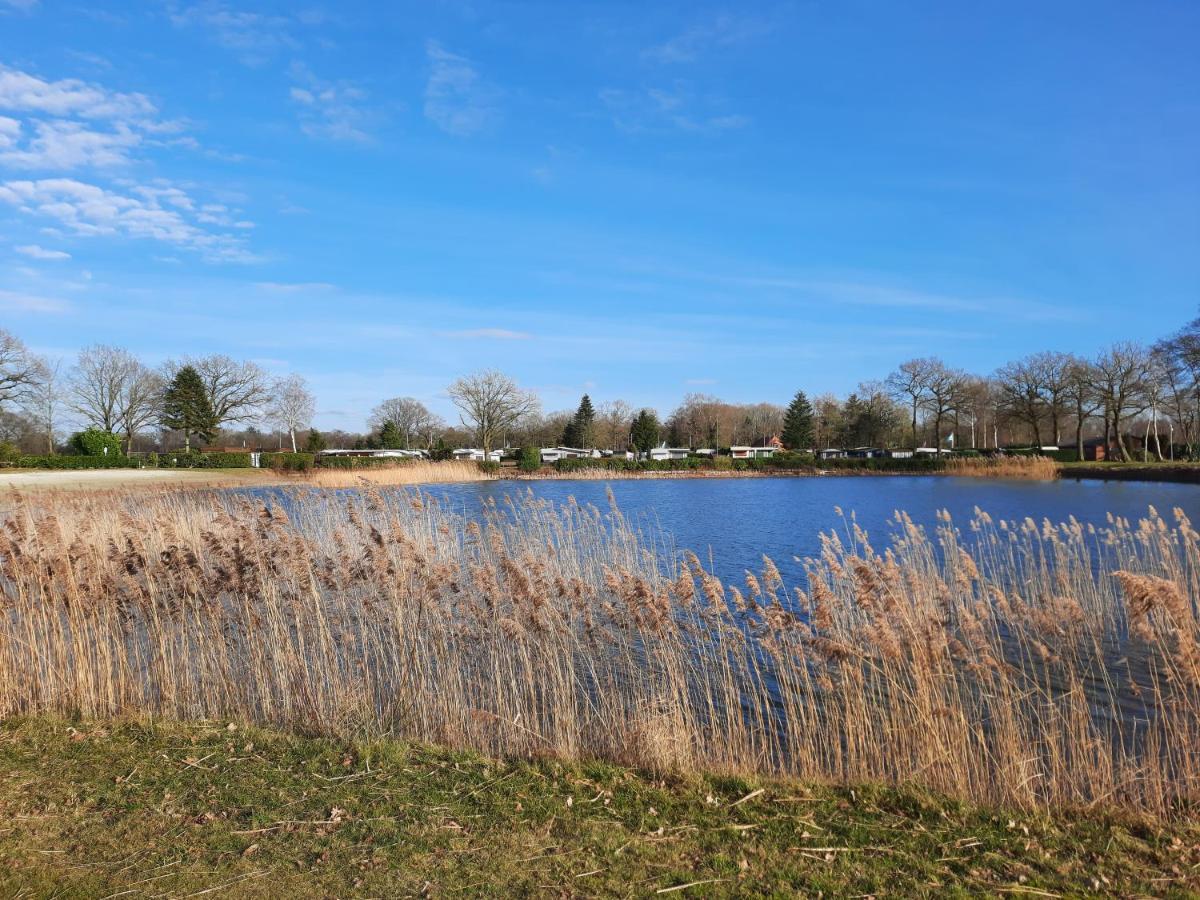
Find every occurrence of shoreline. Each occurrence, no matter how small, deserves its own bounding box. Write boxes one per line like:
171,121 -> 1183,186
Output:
5,461 -> 1200,495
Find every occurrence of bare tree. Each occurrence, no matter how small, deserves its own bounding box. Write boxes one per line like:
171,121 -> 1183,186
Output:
70,345 -> 142,433
994,354 -> 1049,446
597,399 -> 633,450
117,366 -> 165,453
269,374 -> 316,452
0,329 -> 44,414
1090,343 -> 1151,461
166,355 -> 272,429
447,370 -> 539,455
22,358 -> 62,454
924,361 -> 965,452
886,358 -> 938,448
369,397 -> 440,449
1062,357 -> 1102,461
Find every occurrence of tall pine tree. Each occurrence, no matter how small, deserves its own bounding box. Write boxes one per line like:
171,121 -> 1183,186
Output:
563,394 -> 596,448
161,365 -> 217,451
379,421 -> 403,449
630,409 -> 660,455
781,390 -> 815,451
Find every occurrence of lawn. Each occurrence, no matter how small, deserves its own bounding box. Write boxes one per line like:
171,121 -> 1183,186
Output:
1,717 -> 1197,897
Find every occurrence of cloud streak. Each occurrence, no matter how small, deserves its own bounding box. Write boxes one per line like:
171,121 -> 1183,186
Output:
288,62 -> 372,142
424,40 -> 500,136
442,328 -> 532,340
15,243 -> 70,260
643,15 -> 767,64
599,84 -> 748,134
0,178 -> 256,262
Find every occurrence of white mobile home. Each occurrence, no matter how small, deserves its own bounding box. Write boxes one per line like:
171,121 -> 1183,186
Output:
452,448 -> 503,463
730,446 -> 778,460
540,447 -> 601,463
648,446 -> 691,461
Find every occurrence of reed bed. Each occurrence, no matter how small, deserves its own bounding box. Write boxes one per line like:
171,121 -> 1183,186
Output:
303,460 -> 489,488
943,454 -> 1060,479
1,486 -> 1196,817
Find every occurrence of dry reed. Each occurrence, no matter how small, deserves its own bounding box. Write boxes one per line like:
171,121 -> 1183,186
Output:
1,486 -> 1196,817
943,455 -> 1060,479
302,460 -> 490,488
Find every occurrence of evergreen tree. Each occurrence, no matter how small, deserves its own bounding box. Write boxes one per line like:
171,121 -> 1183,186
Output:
781,390 -> 815,451
304,428 -> 327,453
161,365 -> 216,451
630,409 -> 660,455
562,394 -> 596,448
379,420 -> 403,449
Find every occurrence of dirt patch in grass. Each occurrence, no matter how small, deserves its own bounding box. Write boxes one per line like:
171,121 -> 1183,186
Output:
1,717 -> 1196,898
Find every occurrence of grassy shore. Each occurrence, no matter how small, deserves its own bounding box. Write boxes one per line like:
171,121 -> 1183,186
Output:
3,717 -> 1197,898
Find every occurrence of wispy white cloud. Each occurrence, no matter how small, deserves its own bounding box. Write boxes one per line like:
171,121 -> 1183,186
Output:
255,281 -> 336,293
15,243 -> 70,260
0,289 -> 69,314
684,377 -> 716,385
0,65 -> 187,170
424,40 -> 500,136
168,2 -> 299,66
643,15 -> 767,64
0,178 -> 257,262
0,0 -> 40,14
600,84 -> 748,134
0,64 -> 157,121
442,328 -> 532,340
288,62 -> 371,142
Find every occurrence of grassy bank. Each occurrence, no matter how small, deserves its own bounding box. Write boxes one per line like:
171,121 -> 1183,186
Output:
3,717 -> 1197,897
3,487 -> 1198,820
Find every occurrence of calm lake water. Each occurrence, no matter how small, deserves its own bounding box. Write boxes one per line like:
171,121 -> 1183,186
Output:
412,475 -> 1200,586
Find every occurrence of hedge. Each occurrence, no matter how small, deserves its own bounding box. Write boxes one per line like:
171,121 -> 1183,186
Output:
315,456 -> 414,470
16,454 -> 135,469
149,451 -> 252,469
260,452 -> 315,472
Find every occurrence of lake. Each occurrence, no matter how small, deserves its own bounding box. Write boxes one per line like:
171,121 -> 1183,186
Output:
409,474 -> 1200,587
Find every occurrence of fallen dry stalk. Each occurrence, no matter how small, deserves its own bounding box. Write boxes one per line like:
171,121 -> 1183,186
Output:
0,486 -> 1196,817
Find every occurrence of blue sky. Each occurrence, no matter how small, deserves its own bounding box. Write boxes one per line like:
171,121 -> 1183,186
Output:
1,1 -> 1197,430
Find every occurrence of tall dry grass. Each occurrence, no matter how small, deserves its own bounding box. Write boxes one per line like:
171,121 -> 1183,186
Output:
303,460 -> 490,488
943,454 -> 1060,479
1,486 -> 1196,816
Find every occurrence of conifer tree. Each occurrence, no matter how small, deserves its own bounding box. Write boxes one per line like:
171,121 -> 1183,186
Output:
379,420 -> 403,449
781,390 -> 815,451
304,428 -> 327,453
630,408 -> 660,455
161,365 -> 216,451
562,394 -> 597,448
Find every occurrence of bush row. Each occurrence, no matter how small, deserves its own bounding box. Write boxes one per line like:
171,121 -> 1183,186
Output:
260,452 -> 316,472
16,454 -> 135,469
147,451 -> 252,469
316,455 -> 414,470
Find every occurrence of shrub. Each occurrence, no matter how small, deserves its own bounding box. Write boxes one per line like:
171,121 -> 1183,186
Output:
69,428 -> 123,457
152,451 -> 251,469
518,447 -> 541,472
316,455 -> 413,470
477,460 -> 501,474
260,452 -> 315,472
16,454 -> 132,469
0,441 -> 19,466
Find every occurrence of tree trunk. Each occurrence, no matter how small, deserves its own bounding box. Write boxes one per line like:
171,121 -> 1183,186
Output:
1114,412 -> 1131,461
290,428 -> 297,453
1074,403 -> 1085,462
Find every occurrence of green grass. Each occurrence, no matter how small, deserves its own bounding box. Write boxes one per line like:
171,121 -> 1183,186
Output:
2,719 -> 1198,897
